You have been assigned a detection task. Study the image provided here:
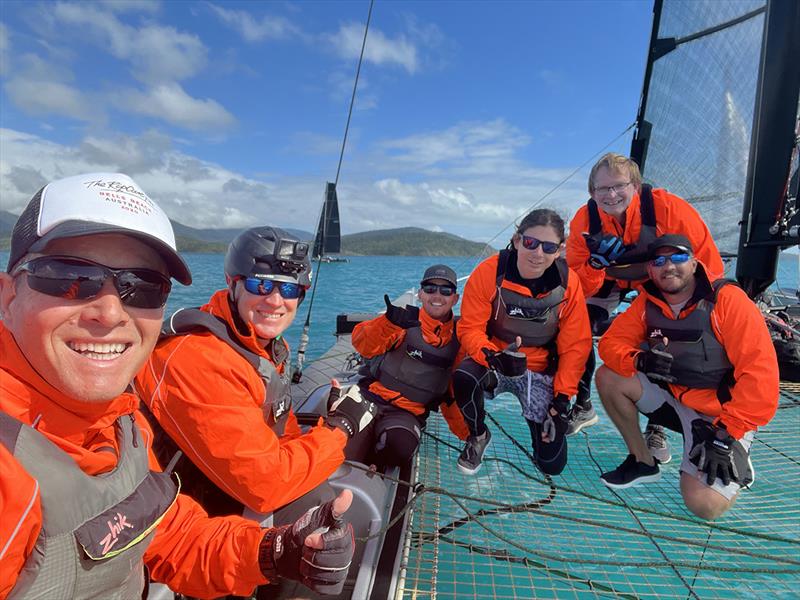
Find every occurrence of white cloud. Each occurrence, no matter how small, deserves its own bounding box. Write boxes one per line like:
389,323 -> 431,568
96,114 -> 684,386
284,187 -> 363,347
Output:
97,0 -> 160,13
0,121 -> 592,245
329,23 -> 417,74
118,83 -> 236,131
379,119 -> 531,175
208,3 -> 300,42
4,54 -> 96,121
53,2 -> 207,84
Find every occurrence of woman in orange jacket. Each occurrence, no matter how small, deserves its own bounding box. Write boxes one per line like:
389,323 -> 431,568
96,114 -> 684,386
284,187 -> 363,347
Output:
135,226 -> 376,522
452,208 -> 592,476
595,234 -> 779,520
0,173 -> 354,599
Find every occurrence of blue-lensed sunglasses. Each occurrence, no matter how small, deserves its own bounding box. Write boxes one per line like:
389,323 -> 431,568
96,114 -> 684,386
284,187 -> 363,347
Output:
521,235 -> 560,254
650,252 -> 690,267
243,277 -> 302,299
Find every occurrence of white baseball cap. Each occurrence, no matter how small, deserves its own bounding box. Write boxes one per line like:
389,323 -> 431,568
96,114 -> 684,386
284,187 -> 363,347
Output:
7,172 -> 191,284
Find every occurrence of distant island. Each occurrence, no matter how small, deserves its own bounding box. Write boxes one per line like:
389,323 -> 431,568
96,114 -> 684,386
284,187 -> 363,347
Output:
0,211 -> 492,257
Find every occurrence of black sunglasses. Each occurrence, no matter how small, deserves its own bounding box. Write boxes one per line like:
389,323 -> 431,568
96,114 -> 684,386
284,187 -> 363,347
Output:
421,283 -> 456,297
520,235 -> 560,254
14,255 -> 171,309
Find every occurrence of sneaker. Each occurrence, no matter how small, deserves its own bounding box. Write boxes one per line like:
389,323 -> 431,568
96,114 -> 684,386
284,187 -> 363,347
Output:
644,424 -> 672,464
601,454 -> 661,489
457,429 -> 492,475
566,404 -> 599,436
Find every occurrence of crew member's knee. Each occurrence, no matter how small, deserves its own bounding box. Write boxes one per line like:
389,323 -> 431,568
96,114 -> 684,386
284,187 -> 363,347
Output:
680,473 -> 736,521
375,427 -> 420,467
595,365 -> 619,396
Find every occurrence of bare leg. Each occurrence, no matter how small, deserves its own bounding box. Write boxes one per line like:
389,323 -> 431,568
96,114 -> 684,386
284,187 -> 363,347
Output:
595,366 -> 654,466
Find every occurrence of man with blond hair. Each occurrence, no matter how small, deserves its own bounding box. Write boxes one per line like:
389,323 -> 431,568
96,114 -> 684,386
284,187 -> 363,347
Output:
565,153 -> 724,464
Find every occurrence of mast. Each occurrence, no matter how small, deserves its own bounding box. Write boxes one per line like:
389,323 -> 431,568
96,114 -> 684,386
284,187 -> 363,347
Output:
736,0 -> 800,297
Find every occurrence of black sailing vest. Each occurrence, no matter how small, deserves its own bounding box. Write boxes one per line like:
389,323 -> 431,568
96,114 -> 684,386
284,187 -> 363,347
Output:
585,183 -> 657,281
487,251 -> 568,348
642,280 -> 735,391
1,412 -> 178,600
142,307 -> 291,518
372,319 -> 460,406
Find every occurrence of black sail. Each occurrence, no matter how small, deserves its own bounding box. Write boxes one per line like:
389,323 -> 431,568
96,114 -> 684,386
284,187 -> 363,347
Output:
313,182 -> 342,258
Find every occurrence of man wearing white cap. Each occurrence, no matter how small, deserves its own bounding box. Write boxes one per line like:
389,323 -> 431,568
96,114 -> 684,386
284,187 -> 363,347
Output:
0,173 -> 355,598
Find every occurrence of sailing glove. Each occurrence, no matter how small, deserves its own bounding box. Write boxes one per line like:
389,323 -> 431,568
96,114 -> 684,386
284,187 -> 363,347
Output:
384,295 -> 421,329
483,347 -> 527,377
688,420 -> 741,486
583,233 -> 626,270
542,393 -> 571,441
259,496 -> 354,595
635,344 -> 676,383
326,384 -> 377,437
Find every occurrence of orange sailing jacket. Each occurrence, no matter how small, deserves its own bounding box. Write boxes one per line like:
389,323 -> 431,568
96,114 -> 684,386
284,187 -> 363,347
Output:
566,188 -> 725,297
0,325 -> 267,599
134,289 -> 346,515
457,253 -> 592,398
597,267 -> 779,440
352,309 -> 469,440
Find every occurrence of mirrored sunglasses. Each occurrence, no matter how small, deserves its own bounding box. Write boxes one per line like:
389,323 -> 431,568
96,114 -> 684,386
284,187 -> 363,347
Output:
421,283 -> 456,297
521,235 -> 560,254
243,277 -> 302,299
13,255 -> 171,309
650,252 -> 690,267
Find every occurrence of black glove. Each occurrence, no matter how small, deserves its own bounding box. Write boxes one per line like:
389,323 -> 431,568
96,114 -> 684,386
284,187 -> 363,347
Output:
635,344 -> 676,383
582,233 -> 626,270
259,497 -> 354,595
325,384 -> 377,437
542,393 -> 571,441
483,347 -> 527,377
384,294 -> 420,329
688,420 -> 740,486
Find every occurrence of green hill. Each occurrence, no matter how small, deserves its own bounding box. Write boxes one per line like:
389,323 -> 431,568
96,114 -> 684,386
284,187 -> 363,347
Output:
341,227 -> 491,256
0,212 -> 490,257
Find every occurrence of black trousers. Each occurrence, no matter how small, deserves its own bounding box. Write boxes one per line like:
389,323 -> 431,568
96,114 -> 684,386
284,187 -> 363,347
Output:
576,304 -> 613,408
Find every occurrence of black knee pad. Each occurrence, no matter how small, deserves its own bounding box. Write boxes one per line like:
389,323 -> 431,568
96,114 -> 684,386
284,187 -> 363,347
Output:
375,427 -> 420,466
528,420 -> 568,476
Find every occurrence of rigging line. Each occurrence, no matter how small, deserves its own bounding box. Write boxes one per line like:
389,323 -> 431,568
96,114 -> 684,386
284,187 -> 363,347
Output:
583,431 -> 701,600
297,0 -> 374,355
343,454 -> 800,566
673,5 -> 766,47
456,121 -> 636,276
334,0 -> 374,188
423,426 -> 799,545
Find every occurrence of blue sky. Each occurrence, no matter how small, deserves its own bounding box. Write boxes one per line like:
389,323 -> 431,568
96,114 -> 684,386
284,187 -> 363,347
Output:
0,0 -> 653,242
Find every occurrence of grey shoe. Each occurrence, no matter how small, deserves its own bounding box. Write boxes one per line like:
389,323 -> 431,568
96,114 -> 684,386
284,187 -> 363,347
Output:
566,404 -> 599,436
645,424 -> 672,464
457,429 -> 492,475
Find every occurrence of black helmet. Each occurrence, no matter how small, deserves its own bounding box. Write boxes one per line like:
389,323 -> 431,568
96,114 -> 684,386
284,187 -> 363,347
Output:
225,226 -> 312,288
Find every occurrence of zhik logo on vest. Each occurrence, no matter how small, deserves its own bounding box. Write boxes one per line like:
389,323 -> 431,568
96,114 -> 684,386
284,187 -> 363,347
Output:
100,512 -> 135,555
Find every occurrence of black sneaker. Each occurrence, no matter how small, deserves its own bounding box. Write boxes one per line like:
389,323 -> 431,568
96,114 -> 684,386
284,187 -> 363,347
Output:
457,429 -> 492,475
600,454 -> 661,489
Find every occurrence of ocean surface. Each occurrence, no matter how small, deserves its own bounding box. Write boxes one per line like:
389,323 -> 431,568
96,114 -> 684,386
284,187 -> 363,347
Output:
2,250 -> 797,363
